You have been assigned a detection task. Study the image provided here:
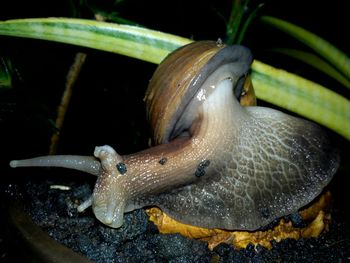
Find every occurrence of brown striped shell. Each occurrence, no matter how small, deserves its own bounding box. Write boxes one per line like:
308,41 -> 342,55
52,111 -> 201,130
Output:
144,41 -> 256,144
144,41 -> 230,144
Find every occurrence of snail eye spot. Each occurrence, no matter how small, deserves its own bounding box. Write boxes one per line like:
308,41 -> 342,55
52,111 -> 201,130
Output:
116,162 -> 127,175
159,157 -> 168,165
195,169 -> 205,177
195,160 -> 210,177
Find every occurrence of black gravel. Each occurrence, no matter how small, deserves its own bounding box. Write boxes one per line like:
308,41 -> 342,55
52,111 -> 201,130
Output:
1,175 -> 349,263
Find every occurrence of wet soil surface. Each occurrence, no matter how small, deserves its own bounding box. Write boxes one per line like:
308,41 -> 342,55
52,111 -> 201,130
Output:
1,173 -> 350,263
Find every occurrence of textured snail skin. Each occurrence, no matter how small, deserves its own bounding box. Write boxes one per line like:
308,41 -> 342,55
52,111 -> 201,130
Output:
10,41 -> 339,230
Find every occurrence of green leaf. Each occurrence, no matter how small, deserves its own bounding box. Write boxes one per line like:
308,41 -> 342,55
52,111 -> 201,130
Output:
236,3 -> 264,44
0,18 -> 192,64
261,16 -> 350,81
270,48 -> 350,90
0,57 -> 13,89
226,0 -> 250,45
0,18 -> 349,140
252,60 -> 350,140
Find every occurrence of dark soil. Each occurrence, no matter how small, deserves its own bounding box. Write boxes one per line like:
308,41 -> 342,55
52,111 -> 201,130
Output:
1,170 -> 350,263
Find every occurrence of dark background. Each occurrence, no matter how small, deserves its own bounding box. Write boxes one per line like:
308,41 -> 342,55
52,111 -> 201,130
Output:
0,0 -> 349,262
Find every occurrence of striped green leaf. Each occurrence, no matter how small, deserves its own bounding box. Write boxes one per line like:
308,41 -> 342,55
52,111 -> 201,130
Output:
270,48 -> 350,90
261,16 -> 350,83
252,60 -> 350,140
0,18 -> 192,64
0,18 -> 349,140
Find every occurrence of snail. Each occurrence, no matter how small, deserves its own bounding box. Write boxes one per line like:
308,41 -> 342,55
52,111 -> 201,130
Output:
10,40 -> 339,231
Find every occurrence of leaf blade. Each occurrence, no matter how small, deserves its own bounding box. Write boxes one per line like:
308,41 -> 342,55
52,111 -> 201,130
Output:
261,15 -> 350,80
252,60 -> 350,140
0,18 -> 192,64
271,48 -> 350,90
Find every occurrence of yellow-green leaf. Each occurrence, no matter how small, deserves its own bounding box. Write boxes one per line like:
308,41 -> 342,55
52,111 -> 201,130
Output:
252,61 -> 350,140
0,18 -> 191,64
270,48 -> 350,90
261,16 -> 350,82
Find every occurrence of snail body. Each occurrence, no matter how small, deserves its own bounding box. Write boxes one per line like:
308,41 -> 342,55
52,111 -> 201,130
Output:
10,41 -> 339,230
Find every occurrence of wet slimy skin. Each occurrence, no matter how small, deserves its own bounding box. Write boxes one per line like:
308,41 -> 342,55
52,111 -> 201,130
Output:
10,41 -> 339,230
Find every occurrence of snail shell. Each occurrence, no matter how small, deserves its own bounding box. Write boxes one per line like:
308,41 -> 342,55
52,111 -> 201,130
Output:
144,40 -> 251,144
10,41 -> 339,231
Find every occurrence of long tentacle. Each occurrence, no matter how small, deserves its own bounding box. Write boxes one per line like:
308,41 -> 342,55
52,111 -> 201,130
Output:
10,155 -> 101,176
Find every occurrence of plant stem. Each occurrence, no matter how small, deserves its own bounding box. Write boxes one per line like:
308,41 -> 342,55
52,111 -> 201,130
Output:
236,3 -> 263,44
49,52 -> 87,154
226,0 -> 249,45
